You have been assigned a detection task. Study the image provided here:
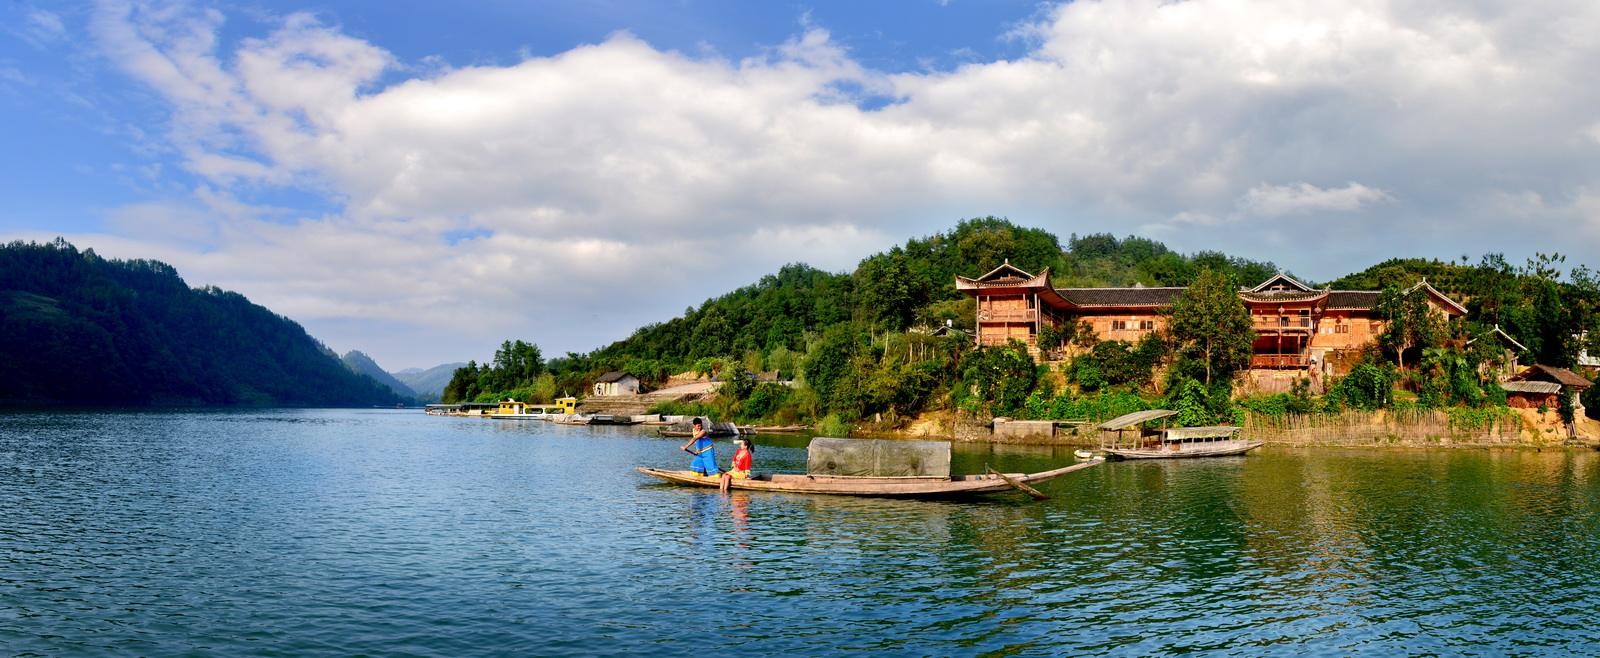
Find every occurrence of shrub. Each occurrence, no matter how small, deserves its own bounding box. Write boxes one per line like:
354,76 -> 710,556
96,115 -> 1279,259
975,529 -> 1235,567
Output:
1326,362 -> 1395,411
815,414 -> 852,437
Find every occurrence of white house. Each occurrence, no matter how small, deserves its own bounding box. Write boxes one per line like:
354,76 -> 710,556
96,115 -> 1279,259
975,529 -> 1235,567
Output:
593,371 -> 641,396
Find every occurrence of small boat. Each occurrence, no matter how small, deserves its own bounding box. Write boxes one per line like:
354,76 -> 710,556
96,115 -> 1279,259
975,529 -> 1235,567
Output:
656,417 -> 741,437
638,437 -> 1103,499
1073,449 -> 1095,461
745,424 -> 810,433
552,414 -> 593,425
1097,410 -> 1262,460
587,414 -> 639,426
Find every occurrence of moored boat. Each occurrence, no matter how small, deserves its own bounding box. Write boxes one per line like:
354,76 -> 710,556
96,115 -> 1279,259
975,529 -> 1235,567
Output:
1097,410 -> 1262,460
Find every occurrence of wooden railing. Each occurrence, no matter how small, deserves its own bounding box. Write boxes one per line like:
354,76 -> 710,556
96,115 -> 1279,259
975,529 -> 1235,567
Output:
977,308 -> 1037,323
1254,317 -> 1314,331
1252,354 -> 1310,369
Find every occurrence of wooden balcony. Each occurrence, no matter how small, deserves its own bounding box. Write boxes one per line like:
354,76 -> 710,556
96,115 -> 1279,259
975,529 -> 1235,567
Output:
1254,317 -> 1314,333
1252,354 -> 1310,369
977,308 -> 1038,323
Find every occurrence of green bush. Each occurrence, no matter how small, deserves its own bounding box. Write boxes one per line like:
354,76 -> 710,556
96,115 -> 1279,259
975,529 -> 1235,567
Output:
1326,362 -> 1395,411
741,383 -> 792,420
815,414 -> 852,437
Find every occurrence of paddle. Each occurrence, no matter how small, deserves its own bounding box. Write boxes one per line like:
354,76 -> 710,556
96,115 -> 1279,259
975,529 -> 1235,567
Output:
986,466 -> 1050,500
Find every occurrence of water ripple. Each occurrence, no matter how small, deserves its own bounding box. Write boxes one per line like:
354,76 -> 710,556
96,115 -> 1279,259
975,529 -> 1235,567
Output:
3,412 -> 1599,656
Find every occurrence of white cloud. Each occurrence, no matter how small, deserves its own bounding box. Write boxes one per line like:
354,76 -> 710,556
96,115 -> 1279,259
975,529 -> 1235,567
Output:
47,0 -> 1600,367
1239,182 -> 1393,217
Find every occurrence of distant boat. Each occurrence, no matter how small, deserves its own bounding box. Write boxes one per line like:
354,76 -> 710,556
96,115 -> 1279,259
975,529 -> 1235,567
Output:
1097,410 -> 1262,460
552,414 -> 593,425
745,424 -> 810,434
488,397 -> 579,420
656,417 -> 741,437
586,414 -> 639,426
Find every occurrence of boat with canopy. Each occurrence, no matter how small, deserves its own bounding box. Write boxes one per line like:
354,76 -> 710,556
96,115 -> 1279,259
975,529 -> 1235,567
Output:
1097,410 -> 1263,459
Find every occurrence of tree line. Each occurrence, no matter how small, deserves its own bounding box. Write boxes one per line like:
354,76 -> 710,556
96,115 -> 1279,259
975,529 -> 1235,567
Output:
445,218 -> 1600,428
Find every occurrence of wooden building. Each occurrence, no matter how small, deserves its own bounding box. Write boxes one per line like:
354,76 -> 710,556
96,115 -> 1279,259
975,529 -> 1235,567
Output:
956,263 -> 1467,377
1503,365 -> 1592,412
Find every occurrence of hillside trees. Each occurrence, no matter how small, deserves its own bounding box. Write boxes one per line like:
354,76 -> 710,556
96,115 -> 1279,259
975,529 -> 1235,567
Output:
0,239 -> 401,407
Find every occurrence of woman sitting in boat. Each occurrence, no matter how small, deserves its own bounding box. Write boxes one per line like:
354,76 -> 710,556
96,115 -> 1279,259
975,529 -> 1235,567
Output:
680,417 -> 717,477
720,437 -> 754,493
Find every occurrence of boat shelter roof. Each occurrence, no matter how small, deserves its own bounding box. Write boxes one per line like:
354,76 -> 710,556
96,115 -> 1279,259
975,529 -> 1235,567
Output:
1164,426 -> 1241,440
1098,409 -> 1177,431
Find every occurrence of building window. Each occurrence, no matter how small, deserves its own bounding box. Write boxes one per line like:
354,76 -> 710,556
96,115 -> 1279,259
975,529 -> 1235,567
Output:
1139,320 -> 1155,331
1335,323 -> 1349,334
1112,320 -> 1128,331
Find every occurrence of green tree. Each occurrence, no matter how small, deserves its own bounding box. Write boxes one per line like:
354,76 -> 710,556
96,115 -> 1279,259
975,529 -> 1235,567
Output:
1168,268 -> 1254,386
1376,284 -> 1443,372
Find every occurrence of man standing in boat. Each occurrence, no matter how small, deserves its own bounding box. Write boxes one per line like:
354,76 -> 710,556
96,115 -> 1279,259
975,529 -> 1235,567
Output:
680,417 -> 718,477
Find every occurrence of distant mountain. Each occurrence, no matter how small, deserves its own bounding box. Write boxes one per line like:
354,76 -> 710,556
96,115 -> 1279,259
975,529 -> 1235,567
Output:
394,362 -> 465,402
340,350 -> 418,401
0,239 -> 403,407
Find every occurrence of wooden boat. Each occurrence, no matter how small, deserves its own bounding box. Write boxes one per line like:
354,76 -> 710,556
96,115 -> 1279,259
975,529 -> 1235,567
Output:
637,460 -> 1102,498
553,416 -> 598,429
745,424 -> 810,433
587,414 -> 639,426
656,419 -> 741,438
1097,410 -> 1262,459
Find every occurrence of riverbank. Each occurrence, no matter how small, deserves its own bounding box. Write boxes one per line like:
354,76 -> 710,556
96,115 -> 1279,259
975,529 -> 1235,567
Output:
878,408 -> 1600,449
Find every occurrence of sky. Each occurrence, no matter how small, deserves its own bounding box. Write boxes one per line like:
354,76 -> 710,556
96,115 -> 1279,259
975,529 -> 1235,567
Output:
2,1 -> 1598,371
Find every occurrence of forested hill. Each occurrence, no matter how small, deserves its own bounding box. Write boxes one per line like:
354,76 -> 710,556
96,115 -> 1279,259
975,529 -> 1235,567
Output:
0,239 -> 402,407
341,350 -> 418,402
579,217 -> 1283,371
458,218 -> 1287,402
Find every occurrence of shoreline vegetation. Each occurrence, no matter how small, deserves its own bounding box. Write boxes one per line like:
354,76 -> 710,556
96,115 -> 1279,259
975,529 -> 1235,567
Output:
444,218 -> 1600,448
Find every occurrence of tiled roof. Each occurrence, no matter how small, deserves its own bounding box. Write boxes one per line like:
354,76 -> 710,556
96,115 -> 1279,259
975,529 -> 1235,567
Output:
597,371 -> 633,383
1509,364 -> 1593,389
1056,287 -> 1185,307
1327,291 -> 1382,310
1240,290 -> 1329,304
1500,381 -> 1561,395
1248,272 -> 1316,293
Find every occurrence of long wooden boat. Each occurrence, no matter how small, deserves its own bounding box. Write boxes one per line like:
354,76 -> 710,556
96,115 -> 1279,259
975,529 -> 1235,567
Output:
745,424 -> 810,433
636,459 -> 1103,498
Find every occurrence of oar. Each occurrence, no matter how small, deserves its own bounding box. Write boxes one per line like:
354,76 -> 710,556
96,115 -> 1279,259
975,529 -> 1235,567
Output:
986,466 -> 1050,500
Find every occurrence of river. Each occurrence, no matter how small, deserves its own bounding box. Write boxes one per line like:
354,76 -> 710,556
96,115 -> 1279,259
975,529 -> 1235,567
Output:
3,409 -> 1597,656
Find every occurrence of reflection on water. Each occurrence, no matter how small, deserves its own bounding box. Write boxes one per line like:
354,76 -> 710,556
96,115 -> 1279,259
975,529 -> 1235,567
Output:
2,410 -> 1598,656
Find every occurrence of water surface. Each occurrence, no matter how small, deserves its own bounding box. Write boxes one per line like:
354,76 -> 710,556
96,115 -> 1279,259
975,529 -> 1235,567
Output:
3,410 -> 1597,656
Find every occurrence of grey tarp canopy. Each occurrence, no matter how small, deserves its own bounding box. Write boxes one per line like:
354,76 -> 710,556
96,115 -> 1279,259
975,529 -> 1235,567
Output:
806,437 -> 951,478
1097,409 -> 1177,431
1163,426 -> 1240,440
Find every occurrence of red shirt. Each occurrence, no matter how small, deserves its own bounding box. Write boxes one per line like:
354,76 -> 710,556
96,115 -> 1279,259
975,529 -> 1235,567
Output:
732,448 -> 751,471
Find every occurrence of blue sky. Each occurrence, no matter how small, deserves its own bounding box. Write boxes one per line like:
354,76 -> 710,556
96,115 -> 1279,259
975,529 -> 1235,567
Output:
3,1 -> 1599,370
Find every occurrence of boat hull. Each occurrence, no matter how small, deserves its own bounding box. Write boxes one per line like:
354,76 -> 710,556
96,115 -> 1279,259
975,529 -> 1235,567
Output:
1106,440 -> 1263,460
636,459 -> 1103,498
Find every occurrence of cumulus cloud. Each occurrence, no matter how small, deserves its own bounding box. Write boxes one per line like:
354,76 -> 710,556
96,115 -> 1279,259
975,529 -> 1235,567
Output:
48,0 -> 1600,366
1240,182 -> 1393,217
